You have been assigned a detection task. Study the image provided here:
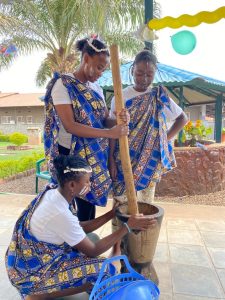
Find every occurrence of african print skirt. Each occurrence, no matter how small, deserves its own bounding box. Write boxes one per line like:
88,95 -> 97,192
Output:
5,186 -> 115,298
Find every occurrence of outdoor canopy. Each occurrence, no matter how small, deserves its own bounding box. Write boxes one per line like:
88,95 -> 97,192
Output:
98,62 -> 225,142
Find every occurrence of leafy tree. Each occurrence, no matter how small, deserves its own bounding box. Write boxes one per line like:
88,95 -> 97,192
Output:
0,0 -> 160,85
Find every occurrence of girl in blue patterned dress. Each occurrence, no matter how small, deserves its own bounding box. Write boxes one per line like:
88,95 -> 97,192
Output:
44,36 -> 129,222
109,50 -> 187,231
5,154 -> 156,300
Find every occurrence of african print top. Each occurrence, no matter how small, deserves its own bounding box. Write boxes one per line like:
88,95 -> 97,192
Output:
113,85 -> 176,196
44,73 -> 112,206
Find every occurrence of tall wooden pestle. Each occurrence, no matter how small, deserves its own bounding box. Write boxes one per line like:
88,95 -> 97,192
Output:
110,44 -> 139,215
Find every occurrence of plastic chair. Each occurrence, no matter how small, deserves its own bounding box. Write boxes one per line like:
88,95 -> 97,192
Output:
35,158 -> 51,193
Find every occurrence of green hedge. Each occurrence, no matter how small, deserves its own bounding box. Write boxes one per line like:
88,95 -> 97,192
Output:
0,134 -> 10,142
0,152 -> 44,179
0,131 -> 28,144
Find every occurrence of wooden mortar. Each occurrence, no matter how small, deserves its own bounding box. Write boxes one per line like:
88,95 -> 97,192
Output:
116,202 -> 164,284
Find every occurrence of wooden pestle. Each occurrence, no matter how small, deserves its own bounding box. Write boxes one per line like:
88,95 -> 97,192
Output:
109,44 -> 139,215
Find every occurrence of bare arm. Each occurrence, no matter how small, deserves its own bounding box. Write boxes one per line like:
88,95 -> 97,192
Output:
104,117 -> 117,128
109,138 -> 117,157
103,109 -> 117,128
55,104 -> 128,139
75,226 -> 128,257
74,215 -> 156,257
167,112 -> 188,140
104,108 -> 130,128
80,209 -> 114,233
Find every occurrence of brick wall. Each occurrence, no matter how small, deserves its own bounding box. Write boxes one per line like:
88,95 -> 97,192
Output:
156,144 -> 225,197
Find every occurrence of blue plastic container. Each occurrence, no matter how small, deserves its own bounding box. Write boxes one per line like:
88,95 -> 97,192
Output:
89,255 -> 160,300
108,279 -> 159,300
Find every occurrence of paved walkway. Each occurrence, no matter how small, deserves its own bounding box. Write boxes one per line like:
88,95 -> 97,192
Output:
1,193 -> 225,300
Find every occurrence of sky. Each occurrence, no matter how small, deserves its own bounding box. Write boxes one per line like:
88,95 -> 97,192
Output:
0,0 -> 225,93
156,0 -> 225,81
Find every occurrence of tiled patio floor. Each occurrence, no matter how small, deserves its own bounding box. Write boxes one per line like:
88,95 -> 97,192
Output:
1,193 -> 225,299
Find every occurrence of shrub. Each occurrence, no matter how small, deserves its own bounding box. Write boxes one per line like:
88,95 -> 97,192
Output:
0,151 -> 44,178
9,132 -> 28,146
0,134 -> 10,142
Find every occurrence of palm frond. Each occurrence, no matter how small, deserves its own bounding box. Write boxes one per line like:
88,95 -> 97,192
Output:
153,0 -> 161,19
104,32 -> 144,58
35,58 -> 52,87
0,53 -> 15,71
0,0 -> 161,86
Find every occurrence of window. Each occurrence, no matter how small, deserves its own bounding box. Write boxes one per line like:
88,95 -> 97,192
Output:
26,116 -> 33,124
1,116 -> 14,124
17,116 -> 25,124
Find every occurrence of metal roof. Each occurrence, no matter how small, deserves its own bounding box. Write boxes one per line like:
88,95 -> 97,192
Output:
98,62 -> 225,106
0,93 -> 44,107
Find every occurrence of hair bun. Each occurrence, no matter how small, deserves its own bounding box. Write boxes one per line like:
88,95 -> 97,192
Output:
53,155 -> 67,172
75,37 -> 109,57
75,39 -> 88,52
53,155 -> 91,187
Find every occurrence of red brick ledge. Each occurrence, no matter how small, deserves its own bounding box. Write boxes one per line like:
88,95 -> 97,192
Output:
174,143 -> 225,151
0,168 -> 35,184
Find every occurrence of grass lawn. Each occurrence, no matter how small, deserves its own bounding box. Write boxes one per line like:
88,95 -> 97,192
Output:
0,143 -> 44,161
0,143 -> 45,178
0,142 -> 13,147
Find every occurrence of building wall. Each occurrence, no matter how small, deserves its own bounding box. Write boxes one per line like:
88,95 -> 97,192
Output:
185,105 -> 206,122
185,105 -> 215,139
0,106 -> 44,134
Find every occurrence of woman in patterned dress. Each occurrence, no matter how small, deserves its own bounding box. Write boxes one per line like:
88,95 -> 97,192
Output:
44,36 -> 129,222
5,155 -> 156,300
109,50 -> 187,231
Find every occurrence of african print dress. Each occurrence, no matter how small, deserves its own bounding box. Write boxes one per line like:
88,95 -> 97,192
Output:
5,186 -> 115,298
113,85 -> 176,197
44,73 -> 111,207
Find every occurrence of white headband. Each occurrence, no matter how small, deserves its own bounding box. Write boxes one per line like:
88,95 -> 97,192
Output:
63,167 -> 92,174
87,39 -> 108,53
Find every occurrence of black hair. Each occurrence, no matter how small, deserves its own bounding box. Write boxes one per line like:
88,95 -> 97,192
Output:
133,49 -> 157,67
75,38 -> 109,57
53,155 -> 91,187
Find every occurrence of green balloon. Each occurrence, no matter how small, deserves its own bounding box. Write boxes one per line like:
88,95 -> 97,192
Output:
171,30 -> 197,55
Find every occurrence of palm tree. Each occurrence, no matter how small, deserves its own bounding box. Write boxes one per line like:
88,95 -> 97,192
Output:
0,0 -> 160,86
0,10 -> 19,70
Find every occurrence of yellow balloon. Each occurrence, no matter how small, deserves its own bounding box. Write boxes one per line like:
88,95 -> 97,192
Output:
148,6 -> 225,30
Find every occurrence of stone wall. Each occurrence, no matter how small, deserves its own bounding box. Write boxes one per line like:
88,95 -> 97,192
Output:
155,144 -> 225,197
